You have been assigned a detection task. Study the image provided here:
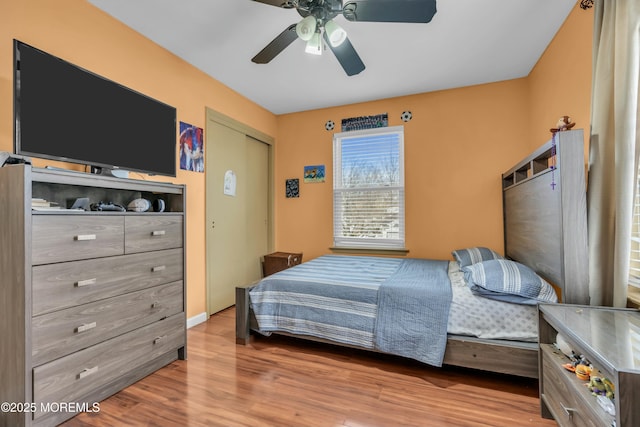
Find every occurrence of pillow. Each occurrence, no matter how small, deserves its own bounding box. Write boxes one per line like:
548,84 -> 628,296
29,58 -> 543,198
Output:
462,259 -> 558,305
452,247 -> 503,268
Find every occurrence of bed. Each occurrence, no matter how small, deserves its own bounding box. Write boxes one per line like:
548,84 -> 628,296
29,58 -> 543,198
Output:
236,129 -> 589,378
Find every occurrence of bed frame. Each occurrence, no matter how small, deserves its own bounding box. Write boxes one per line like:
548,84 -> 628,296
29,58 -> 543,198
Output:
236,129 -> 588,378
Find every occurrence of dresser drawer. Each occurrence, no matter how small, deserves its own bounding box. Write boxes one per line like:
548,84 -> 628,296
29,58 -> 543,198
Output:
32,281 -> 184,366
540,346 -> 610,427
125,215 -> 183,254
32,215 -> 124,264
33,313 -> 185,420
32,248 -> 184,316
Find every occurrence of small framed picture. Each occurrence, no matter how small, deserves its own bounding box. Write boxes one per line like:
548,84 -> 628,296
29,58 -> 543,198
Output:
304,165 -> 325,183
286,179 -> 299,198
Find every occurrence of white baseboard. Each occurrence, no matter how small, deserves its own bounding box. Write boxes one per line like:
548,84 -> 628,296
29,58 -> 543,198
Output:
187,312 -> 208,329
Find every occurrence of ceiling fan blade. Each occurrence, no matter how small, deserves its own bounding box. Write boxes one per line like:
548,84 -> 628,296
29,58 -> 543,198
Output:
342,0 -> 437,23
323,32 -> 365,76
251,0 -> 296,8
252,24 -> 298,64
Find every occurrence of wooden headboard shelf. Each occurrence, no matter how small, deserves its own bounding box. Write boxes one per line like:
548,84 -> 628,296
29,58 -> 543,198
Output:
503,144 -> 557,190
502,129 -> 589,305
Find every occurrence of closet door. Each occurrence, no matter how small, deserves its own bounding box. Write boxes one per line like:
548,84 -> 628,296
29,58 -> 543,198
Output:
205,120 -> 269,315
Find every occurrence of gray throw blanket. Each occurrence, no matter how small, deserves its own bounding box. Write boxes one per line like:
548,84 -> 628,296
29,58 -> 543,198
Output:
374,259 -> 452,366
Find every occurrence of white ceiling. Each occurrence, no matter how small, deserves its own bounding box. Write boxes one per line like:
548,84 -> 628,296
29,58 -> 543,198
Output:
87,0 -> 578,115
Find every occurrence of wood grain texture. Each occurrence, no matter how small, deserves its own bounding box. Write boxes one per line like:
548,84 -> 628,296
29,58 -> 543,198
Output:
0,165 -> 187,427
34,314 -> 185,417
124,215 -> 183,254
31,281 -> 183,365
503,129 -> 588,304
61,307 -> 554,427
32,248 -> 184,316
0,165 -> 31,427
32,215 -> 125,264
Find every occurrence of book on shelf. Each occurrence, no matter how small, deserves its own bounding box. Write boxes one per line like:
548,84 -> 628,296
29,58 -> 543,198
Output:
32,206 -> 63,211
31,198 -> 60,208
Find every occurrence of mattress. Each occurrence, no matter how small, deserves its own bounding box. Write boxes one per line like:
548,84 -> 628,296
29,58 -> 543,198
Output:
446,261 -> 538,342
250,255 -> 539,362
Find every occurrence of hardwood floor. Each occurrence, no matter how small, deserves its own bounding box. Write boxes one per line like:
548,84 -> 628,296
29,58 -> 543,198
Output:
62,307 -> 554,427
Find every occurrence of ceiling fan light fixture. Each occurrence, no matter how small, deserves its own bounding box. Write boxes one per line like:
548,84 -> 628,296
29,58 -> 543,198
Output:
324,19 -> 347,47
305,31 -> 323,55
295,15 -> 317,41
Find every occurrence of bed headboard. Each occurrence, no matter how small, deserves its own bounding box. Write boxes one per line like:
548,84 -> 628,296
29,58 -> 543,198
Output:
501,129 -> 589,304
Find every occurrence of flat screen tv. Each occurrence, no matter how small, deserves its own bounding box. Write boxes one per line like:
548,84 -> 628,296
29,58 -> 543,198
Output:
13,40 -> 177,177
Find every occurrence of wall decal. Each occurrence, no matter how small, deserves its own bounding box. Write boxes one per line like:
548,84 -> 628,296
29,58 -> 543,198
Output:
325,120 -> 335,131
341,113 -> 388,131
400,111 -> 413,122
304,165 -> 325,183
286,179 -> 299,198
179,121 -> 204,172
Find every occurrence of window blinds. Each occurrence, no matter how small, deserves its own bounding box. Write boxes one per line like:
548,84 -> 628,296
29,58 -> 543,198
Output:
333,126 -> 405,249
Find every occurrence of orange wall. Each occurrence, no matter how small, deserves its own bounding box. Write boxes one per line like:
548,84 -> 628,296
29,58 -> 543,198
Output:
275,80 -> 530,261
0,0 -> 278,318
274,2 -> 593,262
528,3 -> 593,153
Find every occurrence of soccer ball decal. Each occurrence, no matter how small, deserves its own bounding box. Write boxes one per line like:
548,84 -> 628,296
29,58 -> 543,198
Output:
400,111 -> 412,122
325,120 -> 335,131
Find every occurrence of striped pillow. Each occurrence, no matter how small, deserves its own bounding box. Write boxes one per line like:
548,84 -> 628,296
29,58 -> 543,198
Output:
452,247 -> 503,268
462,259 -> 558,305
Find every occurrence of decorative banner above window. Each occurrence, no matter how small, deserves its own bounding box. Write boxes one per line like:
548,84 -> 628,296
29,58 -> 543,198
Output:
341,113 -> 388,132
179,121 -> 204,173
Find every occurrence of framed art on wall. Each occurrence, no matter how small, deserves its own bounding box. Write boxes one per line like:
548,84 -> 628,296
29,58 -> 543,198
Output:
304,165 -> 325,183
179,121 -> 204,172
286,179 -> 299,198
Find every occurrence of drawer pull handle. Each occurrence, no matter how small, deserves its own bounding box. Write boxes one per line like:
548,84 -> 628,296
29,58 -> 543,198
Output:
151,301 -> 160,309
75,234 -> 97,241
152,265 -> 166,273
151,230 -> 166,236
153,335 -> 166,345
560,403 -> 576,420
78,366 -> 99,380
76,278 -> 97,287
75,322 -> 97,333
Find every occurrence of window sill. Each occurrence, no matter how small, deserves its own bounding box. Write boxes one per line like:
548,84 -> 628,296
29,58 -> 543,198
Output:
329,247 -> 409,256
628,285 -> 640,308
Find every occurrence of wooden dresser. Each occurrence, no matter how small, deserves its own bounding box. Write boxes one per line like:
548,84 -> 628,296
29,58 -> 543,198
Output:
538,304 -> 640,427
0,164 -> 186,427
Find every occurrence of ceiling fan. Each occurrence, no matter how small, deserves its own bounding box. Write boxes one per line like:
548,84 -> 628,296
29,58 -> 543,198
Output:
251,0 -> 437,76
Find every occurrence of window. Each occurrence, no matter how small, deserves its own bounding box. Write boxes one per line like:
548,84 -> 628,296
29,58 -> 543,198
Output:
630,168 -> 640,287
333,126 -> 405,250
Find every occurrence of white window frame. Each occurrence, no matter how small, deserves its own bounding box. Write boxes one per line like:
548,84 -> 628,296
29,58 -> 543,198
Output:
333,126 -> 405,250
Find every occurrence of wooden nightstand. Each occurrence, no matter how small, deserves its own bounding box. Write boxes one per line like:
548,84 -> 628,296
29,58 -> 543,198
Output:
538,304 -> 640,427
262,252 -> 302,276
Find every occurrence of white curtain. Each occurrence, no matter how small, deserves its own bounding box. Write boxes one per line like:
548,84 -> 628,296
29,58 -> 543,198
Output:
587,0 -> 640,307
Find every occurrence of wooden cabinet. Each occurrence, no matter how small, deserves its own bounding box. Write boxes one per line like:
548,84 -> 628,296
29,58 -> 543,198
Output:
0,165 -> 186,427
262,251 -> 302,276
538,304 -> 640,427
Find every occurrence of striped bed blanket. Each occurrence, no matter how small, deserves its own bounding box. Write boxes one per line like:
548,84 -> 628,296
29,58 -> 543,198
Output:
249,255 -> 452,366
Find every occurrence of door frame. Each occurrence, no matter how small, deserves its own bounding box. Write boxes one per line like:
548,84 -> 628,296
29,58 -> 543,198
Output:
204,107 -> 275,316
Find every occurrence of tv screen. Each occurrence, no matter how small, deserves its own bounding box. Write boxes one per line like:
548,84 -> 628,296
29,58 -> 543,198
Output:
13,40 -> 177,177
